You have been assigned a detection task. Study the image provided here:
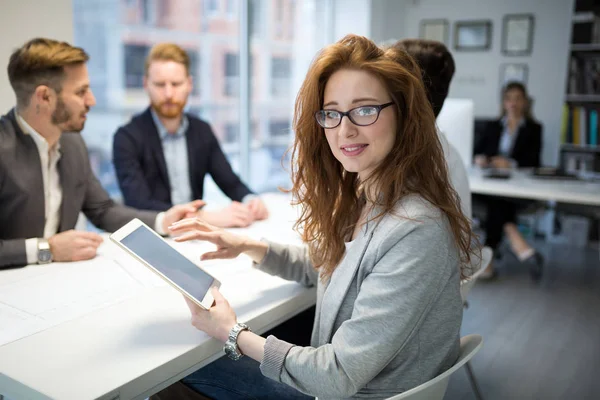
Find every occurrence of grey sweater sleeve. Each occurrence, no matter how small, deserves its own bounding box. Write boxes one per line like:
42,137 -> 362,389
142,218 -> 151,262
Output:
253,240 -> 319,287
260,216 -> 458,398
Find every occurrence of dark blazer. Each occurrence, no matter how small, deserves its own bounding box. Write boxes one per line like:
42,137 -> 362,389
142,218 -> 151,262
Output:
474,118 -> 543,168
112,108 -> 253,211
0,110 -> 157,269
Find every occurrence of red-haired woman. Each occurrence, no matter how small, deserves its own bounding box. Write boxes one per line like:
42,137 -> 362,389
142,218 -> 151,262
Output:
162,34 -> 475,400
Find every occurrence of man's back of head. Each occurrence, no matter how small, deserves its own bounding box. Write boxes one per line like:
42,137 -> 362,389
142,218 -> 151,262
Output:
393,39 -> 455,118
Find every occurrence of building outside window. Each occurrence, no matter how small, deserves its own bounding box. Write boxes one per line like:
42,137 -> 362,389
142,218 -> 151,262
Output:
73,0 -> 332,201
124,44 -> 149,88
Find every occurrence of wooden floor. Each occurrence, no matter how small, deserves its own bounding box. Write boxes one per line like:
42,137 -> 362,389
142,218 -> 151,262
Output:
445,241 -> 600,400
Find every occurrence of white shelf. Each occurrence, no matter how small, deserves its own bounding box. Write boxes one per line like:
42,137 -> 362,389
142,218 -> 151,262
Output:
561,143 -> 600,152
565,94 -> 600,103
571,43 -> 600,51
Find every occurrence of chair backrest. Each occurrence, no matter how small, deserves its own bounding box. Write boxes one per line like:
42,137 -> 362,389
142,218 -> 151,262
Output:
460,246 -> 493,303
386,334 -> 484,400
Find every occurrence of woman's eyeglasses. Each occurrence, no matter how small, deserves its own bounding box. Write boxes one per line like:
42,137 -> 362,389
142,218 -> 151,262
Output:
314,102 -> 394,129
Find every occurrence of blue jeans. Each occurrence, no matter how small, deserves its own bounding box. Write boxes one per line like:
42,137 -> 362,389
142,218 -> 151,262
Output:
182,355 -> 313,400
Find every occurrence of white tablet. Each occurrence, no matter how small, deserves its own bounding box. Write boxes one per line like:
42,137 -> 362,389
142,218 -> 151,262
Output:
110,218 -> 220,310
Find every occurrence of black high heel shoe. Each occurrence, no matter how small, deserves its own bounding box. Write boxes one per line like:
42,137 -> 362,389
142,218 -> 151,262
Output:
525,252 -> 544,282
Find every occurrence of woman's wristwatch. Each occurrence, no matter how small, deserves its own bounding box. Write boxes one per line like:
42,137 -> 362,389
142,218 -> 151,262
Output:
223,322 -> 250,361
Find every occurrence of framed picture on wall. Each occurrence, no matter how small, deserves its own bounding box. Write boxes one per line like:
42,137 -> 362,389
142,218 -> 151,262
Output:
454,20 -> 492,51
502,14 -> 534,56
500,63 -> 528,85
419,19 -> 449,45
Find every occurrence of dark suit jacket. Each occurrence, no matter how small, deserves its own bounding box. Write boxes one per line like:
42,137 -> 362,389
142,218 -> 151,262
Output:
112,108 -> 253,211
0,110 -> 157,269
474,118 -> 543,168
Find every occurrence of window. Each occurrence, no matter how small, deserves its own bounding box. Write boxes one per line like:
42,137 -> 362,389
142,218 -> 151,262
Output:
224,123 -> 239,143
204,0 -> 218,13
74,0 -> 240,203
224,53 -> 239,96
141,0 -> 156,25
249,0 -> 331,192
271,57 -> 291,97
269,120 -> 290,138
249,0 -> 261,37
74,0 -> 331,199
124,44 -> 149,88
188,50 -> 201,96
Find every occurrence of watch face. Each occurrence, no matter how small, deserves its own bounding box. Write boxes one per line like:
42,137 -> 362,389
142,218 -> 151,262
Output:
39,250 -> 52,263
224,342 -> 242,360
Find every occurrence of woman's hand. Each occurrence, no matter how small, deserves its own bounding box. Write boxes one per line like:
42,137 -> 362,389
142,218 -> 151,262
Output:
184,287 -> 237,342
169,218 -> 248,260
168,217 -> 270,263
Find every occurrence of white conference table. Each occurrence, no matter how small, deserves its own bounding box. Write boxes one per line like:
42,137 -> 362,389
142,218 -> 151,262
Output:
468,168 -> 600,206
0,193 -> 316,400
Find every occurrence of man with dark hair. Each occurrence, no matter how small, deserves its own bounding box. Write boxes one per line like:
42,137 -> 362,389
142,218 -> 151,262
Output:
0,38 -> 201,269
394,39 -> 471,219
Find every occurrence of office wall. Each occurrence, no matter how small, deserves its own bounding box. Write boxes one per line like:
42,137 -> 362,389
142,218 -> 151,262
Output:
372,0 -> 573,166
333,0 -> 372,41
371,0 -> 408,45
0,0 -> 74,113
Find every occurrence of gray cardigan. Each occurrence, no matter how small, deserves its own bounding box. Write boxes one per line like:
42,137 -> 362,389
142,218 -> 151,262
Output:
256,195 -> 463,399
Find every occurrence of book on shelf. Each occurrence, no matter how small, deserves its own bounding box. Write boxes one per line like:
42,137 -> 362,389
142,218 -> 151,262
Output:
561,104 -> 600,146
567,54 -> 600,95
591,110 -> 598,145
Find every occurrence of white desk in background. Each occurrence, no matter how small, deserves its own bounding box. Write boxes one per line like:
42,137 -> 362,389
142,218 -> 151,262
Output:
0,193 -> 316,400
469,168 -> 600,260
468,168 -> 600,206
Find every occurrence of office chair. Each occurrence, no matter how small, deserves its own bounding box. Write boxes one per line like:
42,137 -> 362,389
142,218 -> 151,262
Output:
457,246 -> 493,400
386,334 -> 483,400
461,246 -> 494,307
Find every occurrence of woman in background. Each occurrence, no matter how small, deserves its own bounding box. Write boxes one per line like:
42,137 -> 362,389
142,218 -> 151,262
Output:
154,34 -> 474,400
474,81 -> 544,280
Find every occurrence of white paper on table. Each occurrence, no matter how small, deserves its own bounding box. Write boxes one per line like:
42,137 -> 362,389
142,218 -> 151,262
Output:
0,302 -> 46,346
0,256 -> 149,346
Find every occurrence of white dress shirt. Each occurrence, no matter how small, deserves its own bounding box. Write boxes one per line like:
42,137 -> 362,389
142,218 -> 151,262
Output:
17,114 -> 63,264
499,116 -> 524,158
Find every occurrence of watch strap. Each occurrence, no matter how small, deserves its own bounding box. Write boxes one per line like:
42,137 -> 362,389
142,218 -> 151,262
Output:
224,323 -> 250,360
38,239 -> 50,250
228,322 -> 249,342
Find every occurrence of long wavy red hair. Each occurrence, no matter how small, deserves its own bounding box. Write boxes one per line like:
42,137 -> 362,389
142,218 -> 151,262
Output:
289,34 -> 475,280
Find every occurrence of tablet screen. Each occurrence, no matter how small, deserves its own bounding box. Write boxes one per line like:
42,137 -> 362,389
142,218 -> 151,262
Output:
121,225 -> 214,301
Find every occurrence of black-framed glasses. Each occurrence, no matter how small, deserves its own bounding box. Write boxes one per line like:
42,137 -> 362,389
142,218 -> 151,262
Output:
314,102 -> 395,129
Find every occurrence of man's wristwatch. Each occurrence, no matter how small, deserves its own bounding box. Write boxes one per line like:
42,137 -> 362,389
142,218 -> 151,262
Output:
223,322 -> 250,361
37,239 -> 53,264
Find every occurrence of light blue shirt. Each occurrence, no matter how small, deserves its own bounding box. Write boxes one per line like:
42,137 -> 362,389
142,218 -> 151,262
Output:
499,117 -> 524,158
151,109 -> 192,205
